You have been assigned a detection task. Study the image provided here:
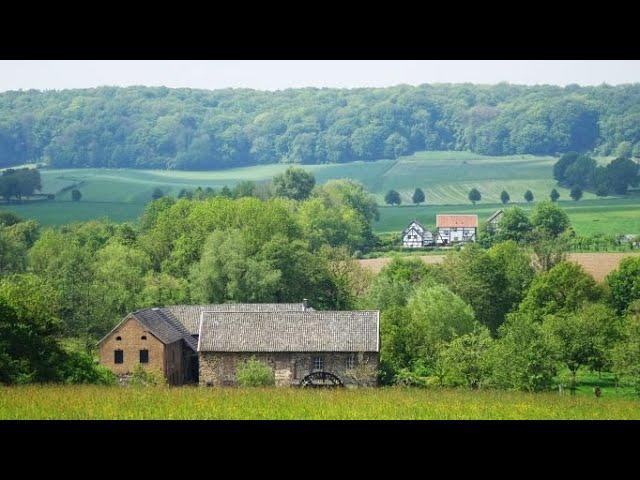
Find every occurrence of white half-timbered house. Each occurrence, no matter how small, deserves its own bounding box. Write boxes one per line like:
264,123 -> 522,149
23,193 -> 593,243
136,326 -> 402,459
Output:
436,214 -> 478,245
402,220 -> 434,248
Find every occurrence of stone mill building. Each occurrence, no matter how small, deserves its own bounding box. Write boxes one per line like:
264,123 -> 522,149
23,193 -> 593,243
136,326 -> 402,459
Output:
98,302 -> 380,387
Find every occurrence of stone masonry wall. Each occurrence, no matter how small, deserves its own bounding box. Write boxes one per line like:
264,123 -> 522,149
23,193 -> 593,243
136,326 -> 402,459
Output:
199,351 -> 379,387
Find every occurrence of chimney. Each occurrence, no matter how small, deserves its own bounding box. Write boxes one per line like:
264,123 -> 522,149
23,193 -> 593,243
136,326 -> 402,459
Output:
302,298 -> 309,310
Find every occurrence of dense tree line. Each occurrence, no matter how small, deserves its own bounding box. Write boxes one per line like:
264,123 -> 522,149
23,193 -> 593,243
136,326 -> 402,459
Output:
0,168 -> 42,202
365,247 -> 640,393
2,84 -> 640,170
553,151 -> 639,196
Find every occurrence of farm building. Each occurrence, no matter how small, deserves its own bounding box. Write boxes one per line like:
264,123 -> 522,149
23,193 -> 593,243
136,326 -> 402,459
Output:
198,310 -> 379,387
98,302 -> 380,388
402,219 -> 435,247
486,209 -> 504,233
436,214 -> 478,244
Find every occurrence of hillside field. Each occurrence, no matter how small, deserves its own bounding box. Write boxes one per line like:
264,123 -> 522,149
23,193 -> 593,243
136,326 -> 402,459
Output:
2,151 -> 638,233
1,385 -> 638,420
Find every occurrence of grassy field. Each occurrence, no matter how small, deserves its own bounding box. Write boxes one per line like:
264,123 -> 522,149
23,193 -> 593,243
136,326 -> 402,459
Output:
1,385 -> 638,420
2,151 -> 638,230
374,196 -> 640,235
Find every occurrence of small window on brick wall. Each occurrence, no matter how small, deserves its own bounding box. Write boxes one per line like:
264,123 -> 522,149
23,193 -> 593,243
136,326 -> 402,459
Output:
116,336 -> 122,341
141,335 -> 147,340
140,349 -> 149,363
114,349 -> 123,364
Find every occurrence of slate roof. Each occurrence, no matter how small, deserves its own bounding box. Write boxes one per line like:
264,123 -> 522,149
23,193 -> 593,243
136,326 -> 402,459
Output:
487,209 -> 504,223
98,308 -> 198,351
197,311 -> 379,353
164,303 -> 311,335
436,214 -> 478,228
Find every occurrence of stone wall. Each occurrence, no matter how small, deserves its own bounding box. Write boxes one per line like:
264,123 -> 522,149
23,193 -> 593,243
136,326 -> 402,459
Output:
199,351 -> 379,387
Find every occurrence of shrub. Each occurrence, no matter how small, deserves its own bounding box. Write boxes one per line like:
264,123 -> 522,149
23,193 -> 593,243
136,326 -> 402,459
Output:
60,350 -> 116,385
129,363 -> 164,387
236,357 -> 275,387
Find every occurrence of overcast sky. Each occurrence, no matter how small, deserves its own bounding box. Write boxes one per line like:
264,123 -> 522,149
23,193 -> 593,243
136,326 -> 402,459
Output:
0,60 -> 639,92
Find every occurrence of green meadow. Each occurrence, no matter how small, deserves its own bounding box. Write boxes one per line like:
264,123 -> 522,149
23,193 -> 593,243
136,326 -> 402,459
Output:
374,196 -> 640,236
1,385 -> 638,420
2,151 -> 638,232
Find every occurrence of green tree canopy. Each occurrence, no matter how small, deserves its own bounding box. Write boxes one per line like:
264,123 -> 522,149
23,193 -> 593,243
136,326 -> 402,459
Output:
518,261 -> 602,320
272,167 -> 316,201
468,188 -> 481,205
412,188 -> 425,205
570,186 -> 583,201
384,189 -> 401,206
524,190 -> 534,203
530,200 -> 571,237
606,256 -> 640,314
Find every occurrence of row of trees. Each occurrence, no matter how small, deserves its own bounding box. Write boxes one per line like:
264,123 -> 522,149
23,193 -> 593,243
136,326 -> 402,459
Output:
2,84 -> 640,170
383,186 -> 582,207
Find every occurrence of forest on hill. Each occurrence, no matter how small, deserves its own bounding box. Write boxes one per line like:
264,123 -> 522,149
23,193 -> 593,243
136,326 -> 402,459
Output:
1,83 -> 640,170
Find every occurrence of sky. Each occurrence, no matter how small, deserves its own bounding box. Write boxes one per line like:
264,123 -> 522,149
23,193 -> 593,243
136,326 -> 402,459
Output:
0,60 -> 639,92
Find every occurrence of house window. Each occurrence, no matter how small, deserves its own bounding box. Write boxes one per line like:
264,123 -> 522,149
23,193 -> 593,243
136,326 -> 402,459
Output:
346,354 -> 356,370
313,356 -> 324,371
114,349 -> 123,364
141,335 -> 147,340
139,349 -> 149,363
116,336 -> 122,341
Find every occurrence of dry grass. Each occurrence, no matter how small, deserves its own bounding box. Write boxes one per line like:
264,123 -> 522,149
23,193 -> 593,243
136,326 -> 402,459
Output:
358,252 -> 640,281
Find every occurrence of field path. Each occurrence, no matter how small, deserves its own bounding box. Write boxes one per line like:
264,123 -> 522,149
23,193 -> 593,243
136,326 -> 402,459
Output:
358,252 -> 640,282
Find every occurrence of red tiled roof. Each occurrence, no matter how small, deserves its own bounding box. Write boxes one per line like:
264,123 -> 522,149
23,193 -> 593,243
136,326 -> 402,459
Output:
436,214 -> 478,228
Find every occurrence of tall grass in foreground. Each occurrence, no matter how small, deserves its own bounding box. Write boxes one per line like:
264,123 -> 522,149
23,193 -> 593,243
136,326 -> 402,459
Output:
1,386 -> 639,420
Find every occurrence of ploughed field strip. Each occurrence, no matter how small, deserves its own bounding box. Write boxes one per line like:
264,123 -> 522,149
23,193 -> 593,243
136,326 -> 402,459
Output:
358,252 -> 640,282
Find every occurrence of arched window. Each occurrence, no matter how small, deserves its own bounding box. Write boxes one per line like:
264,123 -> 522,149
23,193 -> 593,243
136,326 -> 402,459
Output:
116,336 -> 122,341
141,335 -> 147,340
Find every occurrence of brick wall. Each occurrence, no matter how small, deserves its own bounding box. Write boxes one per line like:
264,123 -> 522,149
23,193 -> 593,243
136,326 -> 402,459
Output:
99,316 -> 165,378
199,351 -> 378,387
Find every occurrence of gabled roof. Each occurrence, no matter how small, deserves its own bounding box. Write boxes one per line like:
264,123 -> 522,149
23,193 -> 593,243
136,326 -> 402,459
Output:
487,209 -> 504,223
98,308 -> 198,351
164,303 -> 311,335
436,214 -> 478,228
198,311 -> 379,353
402,219 -> 429,235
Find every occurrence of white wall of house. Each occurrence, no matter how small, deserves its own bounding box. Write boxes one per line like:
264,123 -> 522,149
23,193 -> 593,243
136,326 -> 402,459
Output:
437,227 -> 476,244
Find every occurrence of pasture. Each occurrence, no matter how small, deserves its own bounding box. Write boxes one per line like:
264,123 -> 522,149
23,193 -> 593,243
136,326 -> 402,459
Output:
1,385 -> 638,420
2,151 -> 638,232
374,197 -> 640,236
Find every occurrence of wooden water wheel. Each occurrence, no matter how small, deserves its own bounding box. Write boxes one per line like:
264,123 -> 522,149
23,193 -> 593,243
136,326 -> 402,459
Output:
299,371 -> 344,388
